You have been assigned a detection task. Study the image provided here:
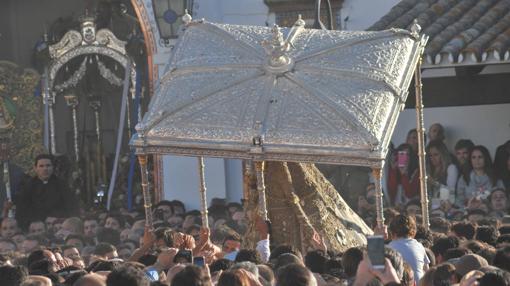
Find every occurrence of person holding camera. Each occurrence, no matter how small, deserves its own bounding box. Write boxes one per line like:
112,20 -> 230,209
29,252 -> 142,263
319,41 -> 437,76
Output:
387,144 -> 420,207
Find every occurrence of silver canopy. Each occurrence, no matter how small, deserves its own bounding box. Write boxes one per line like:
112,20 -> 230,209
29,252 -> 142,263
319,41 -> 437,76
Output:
132,18 -> 427,168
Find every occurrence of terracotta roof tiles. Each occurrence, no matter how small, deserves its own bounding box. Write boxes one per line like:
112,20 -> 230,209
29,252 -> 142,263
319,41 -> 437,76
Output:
369,0 -> 510,66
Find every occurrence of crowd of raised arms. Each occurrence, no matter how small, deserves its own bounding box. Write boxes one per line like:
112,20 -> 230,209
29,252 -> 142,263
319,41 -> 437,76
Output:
0,122 -> 509,286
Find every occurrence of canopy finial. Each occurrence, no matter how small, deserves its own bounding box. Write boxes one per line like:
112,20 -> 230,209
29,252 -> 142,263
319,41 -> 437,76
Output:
182,9 -> 192,25
410,19 -> 421,37
294,14 -> 306,27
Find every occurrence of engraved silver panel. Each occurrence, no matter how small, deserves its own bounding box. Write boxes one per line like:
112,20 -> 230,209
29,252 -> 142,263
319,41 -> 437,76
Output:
132,21 -> 427,167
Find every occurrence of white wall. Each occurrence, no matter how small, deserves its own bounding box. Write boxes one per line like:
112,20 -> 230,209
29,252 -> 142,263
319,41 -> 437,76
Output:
391,104 -> 510,157
194,0 -> 269,26
163,156 -> 228,211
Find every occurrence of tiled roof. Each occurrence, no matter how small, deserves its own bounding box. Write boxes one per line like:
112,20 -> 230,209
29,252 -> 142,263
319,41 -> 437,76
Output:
369,0 -> 510,67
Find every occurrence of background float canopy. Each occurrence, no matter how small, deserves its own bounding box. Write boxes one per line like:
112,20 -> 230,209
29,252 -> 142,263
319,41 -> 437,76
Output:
131,19 -> 427,168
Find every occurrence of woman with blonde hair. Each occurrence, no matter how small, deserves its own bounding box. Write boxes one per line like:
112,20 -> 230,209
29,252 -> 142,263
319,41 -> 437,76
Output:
426,140 -> 459,203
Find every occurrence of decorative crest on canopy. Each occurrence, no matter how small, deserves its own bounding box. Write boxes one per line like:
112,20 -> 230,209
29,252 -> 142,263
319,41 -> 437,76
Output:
49,13 -> 126,59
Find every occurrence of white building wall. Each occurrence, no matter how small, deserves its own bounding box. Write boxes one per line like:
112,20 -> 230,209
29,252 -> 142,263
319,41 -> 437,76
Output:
391,104 -> 510,157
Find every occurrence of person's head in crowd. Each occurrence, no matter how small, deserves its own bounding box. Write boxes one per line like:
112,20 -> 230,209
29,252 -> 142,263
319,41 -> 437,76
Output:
467,209 -> 488,224
492,245 -> 510,272
452,253 -> 488,281
117,245 -> 132,261
84,217 -> 99,238
274,253 -> 303,272
451,221 -> 476,240
303,250 -> 327,274
235,249 -> 262,265
183,211 -> 201,230
389,214 -> 416,239
57,217 -> 83,238
404,199 -> 421,218
210,258 -> 233,273
28,221 -> 46,237
62,245 -> 81,260
33,154 -> 54,181
97,227 -> 121,246
475,225 -> 499,247
11,232 -> 25,250
497,233 -> 510,246
167,214 -> 184,229
394,143 -> 418,177
433,262 -> 457,285
120,228 -> 132,242
488,188 -> 508,214
73,273 -> 107,286
258,264 -> 275,285
269,244 -> 303,262
406,129 -> 418,152
427,140 -> 453,181
469,145 -> 497,183
106,263 -> 149,286
342,247 -> 363,278
430,217 -> 451,234
1,218 -> 18,239
153,227 -> 174,248
155,200 -> 174,221
401,262 -> 414,286
478,267 -> 510,286
231,261 -> 259,279
428,123 -> 445,142
455,139 -> 475,166
170,264 -> 211,286
65,234 -> 86,251
222,234 -> 241,256
415,225 -> 433,248
186,224 -> 201,241
432,236 -> 460,263
419,266 -> 436,286
276,263 -> 316,286
443,247 -> 471,261
21,235 -> 41,254
44,217 -> 58,234
0,239 -> 16,254
217,269 -> 252,286
92,243 -> 118,262
169,200 -> 186,215
227,202 -> 242,216
104,215 -> 124,231
0,264 -> 28,286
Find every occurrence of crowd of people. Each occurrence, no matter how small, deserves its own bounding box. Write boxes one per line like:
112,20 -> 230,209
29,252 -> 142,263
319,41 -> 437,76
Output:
0,122 -> 508,285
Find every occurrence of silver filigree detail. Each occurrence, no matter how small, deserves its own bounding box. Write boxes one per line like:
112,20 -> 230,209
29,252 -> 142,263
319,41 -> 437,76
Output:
97,59 -> 123,86
54,57 -> 88,91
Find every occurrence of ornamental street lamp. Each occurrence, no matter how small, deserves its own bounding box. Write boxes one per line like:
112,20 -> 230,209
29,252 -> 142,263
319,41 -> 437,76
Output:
152,0 -> 191,46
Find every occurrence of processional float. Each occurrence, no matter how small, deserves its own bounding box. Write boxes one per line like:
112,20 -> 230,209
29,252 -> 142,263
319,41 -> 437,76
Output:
131,12 -> 430,232
42,16 -> 139,208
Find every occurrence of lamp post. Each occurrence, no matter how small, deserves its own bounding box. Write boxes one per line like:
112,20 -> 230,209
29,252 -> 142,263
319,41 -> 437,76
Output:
152,0 -> 191,47
0,109 -> 13,217
64,94 -> 80,162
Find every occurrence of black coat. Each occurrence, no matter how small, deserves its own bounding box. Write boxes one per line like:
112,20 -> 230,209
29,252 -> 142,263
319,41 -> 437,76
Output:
15,175 -> 77,228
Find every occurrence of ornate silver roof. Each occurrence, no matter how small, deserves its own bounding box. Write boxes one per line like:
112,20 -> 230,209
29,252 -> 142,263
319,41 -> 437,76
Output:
132,17 -> 427,168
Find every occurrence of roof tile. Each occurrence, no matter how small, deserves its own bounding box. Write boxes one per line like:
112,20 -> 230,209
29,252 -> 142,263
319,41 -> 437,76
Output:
370,0 -> 510,66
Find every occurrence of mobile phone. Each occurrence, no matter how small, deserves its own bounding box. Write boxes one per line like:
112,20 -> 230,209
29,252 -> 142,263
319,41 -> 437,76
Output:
173,250 -> 193,264
397,151 -> 409,168
366,235 -> 385,270
194,256 -> 205,267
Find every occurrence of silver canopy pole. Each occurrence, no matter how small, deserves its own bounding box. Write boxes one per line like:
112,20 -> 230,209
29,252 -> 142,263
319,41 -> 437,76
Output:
372,168 -> 385,230
138,154 -> 153,228
198,157 -> 209,227
64,95 -> 80,162
255,161 -> 268,220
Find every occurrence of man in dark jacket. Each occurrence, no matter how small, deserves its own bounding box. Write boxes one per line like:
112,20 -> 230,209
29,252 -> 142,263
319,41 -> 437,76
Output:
15,154 -> 78,229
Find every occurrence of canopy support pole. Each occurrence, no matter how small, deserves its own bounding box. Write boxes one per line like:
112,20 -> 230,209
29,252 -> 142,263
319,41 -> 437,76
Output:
198,157 -> 209,227
414,57 -> 430,230
255,161 -> 268,220
49,96 -> 56,155
138,154 -> 153,228
372,168 -> 385,230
